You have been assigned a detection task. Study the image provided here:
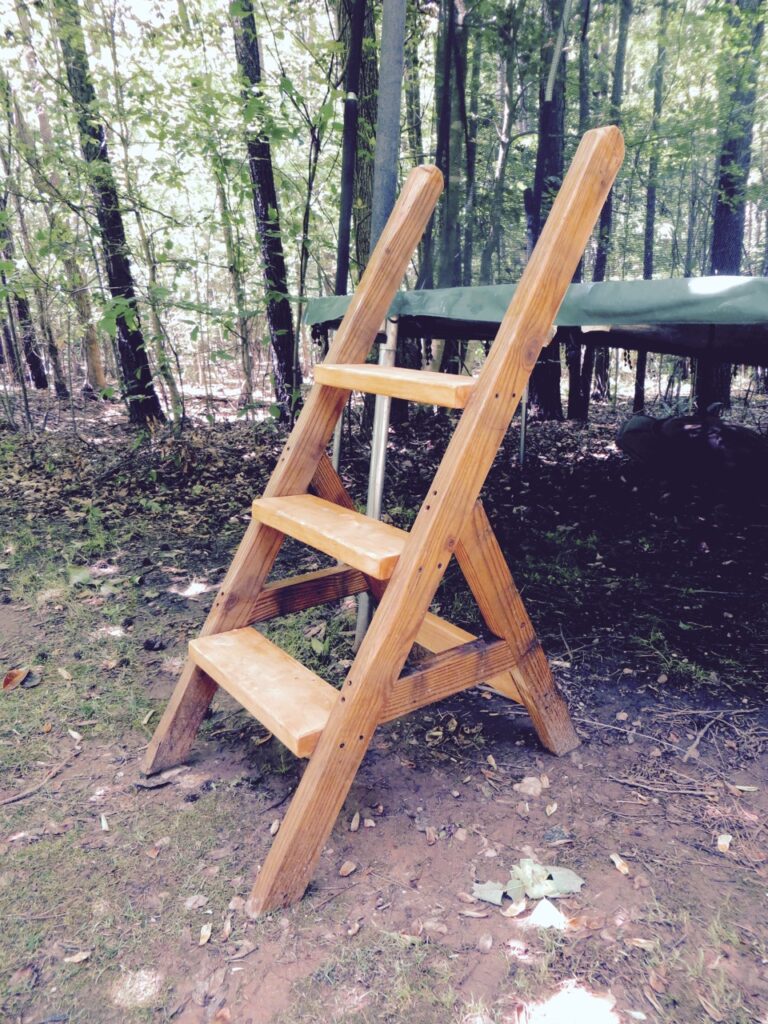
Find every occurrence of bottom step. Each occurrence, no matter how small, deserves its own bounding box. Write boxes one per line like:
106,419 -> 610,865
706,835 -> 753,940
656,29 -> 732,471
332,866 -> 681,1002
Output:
189,628 -> 338,758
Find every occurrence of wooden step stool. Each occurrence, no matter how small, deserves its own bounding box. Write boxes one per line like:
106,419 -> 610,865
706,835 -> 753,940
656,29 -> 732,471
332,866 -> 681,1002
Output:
143,127 -> 624,915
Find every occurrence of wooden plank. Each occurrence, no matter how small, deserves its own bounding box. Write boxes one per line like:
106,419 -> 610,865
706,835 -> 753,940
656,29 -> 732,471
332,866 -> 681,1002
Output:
455,501 -> 578,754
381,637 -> 516,722
190,629 -> 337,758
250,565 -> 368,622
247,127 -> 624,915
252,494 -> 406,580
314,364 -> 476,408
415,611 -> 522,703
143,168 -> 442,776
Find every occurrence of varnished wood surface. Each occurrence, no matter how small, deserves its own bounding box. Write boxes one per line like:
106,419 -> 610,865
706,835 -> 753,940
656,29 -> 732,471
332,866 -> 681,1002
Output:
252,494 -> 406,580
248,128 -> 623,913
143,168 -> 442,775
190,628 -> 338,758
314,363 -> 476,408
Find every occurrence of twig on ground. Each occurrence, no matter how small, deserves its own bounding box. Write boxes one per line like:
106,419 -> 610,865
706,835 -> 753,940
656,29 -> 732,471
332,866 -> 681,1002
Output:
0,753 -> 77,806
683,713 -> 724,762
610,776 -> 718,799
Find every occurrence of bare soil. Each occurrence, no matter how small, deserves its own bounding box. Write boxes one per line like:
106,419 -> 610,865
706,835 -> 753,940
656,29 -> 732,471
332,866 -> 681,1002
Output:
1,400 -> 767,1024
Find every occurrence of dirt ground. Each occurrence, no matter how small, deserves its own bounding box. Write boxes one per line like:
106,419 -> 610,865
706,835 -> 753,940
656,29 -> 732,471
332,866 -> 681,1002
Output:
1,396 -> 767,1024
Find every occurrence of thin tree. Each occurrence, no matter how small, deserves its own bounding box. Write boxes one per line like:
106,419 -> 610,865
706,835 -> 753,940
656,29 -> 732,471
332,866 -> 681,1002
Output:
231,0 -> 298,419
527,0 -> 573,420
335,0 -> 366,297
591,0 -> 632,403
54,0 -> 164,424
696,0 -> 765,412
635,0 -> 669,413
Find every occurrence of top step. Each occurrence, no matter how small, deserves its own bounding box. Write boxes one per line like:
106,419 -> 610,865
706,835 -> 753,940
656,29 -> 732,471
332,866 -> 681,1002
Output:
314,363 -> 476,409
252,493 -> 406,579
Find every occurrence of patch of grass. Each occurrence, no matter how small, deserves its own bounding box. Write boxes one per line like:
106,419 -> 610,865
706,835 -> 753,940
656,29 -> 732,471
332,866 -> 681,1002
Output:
278,932 -> 459,1023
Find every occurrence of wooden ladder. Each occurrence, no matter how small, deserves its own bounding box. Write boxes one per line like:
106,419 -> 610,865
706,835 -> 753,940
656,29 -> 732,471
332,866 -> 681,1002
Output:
144,127 -> 624,915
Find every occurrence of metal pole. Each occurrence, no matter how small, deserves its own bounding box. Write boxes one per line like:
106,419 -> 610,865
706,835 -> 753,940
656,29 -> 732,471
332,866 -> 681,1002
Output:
353,318 -> 398,648
519,384 -> 528,467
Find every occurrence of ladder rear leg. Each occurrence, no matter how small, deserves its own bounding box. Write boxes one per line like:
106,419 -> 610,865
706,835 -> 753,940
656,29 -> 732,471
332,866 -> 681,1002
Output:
456,501 -> 579,755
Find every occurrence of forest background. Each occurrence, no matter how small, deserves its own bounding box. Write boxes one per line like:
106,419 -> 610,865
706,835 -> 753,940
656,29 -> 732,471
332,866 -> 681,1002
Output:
0,0 -> 765,431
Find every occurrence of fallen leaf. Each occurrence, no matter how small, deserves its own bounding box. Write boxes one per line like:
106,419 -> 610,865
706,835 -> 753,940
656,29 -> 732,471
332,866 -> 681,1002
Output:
476,933 -> 493,953
458,908 -> 489,918
546,802 -> 558,816
628,937 -> 656,952
514,776 -> 542,798
487,755 -> 498,770
68,729 -> 83,743
63,950 -> 91,964
57,667 -> 73,681
500,898 -> 527,919
616,711 -> 629,721
212,1009 -> 232,1024
455,827 -> 468,842
610,853 -> 630,875
472,880 -> 506,906
184,894 -> 208,910
648,967 -> 667,994
3,667 -> 29,692
339,860 -> 357,877
220,915 -> 232,941
346,920 -> 361,937
363,818 -> 375,828
457,892 -> 477,904
349,812 -> 360,832
425,826 -> 438,846
269,819 -> 280,836
199,923 -> 212,946
716,833 -> 732,853
100,814 -> 109,832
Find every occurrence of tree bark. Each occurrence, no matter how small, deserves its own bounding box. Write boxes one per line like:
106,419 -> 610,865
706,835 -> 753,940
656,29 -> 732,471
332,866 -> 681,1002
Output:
231,0 -> 298,419
592,0 -> 632,404
54,0 -> 164,424
635,0 -> 669,413
335,0 -> 366,297
697,0 -> 764,412
527,0 -> 571,420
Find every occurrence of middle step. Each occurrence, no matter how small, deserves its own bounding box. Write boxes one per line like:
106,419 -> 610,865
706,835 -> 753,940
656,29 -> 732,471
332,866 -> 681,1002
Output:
252,494 -> 407,579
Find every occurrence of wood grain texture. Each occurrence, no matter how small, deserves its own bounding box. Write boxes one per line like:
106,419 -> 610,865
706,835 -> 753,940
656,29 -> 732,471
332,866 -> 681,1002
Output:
455,501 -> 579,754
252,494 -> 406,579
143,168 -> 442,775
414,611 -> 522,703
247,127 -> 624,913
381,638 -> 516,722
250,565 -> 368,622
314,364 -> 475,408
190,628 -> 337,758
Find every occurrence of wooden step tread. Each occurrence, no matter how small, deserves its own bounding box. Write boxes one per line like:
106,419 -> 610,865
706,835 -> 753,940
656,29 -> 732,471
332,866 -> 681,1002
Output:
315,363 -> 476,409
189,628 -> 337,758
252,494 -> 406,579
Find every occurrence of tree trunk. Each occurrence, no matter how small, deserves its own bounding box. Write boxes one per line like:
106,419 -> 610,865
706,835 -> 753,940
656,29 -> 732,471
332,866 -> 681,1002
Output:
12,9 -> 107,394
231,0 -> 298,420
592,0 -> 632,404
528,0 -> 571,420
462,34 -> 481,287
697,0 -> 764,412
370,0 -> 407,249
480,13 -> 519,285
54,0 -> 164,425
0,190 -> 47,390
338,0 -> 379,277
335,0 -> 366,297
635,0 -> 669,413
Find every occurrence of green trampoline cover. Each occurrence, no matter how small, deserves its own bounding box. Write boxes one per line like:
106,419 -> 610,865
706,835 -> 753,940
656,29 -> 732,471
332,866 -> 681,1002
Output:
305,276 -> 768,330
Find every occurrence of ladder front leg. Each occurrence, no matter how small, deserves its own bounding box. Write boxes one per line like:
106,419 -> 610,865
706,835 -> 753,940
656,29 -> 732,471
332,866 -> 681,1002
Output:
246,672 -> 382,915
143,520 -> 284,775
